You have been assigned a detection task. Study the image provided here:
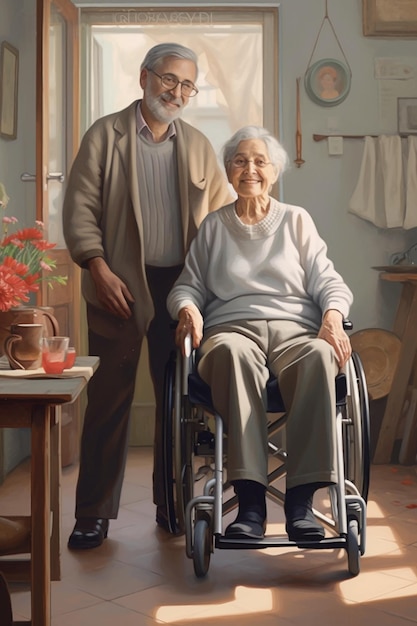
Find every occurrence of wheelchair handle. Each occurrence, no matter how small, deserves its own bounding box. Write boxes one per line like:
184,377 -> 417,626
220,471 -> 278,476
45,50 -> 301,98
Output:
184,333 -> 192,358
343,319 -> 353,331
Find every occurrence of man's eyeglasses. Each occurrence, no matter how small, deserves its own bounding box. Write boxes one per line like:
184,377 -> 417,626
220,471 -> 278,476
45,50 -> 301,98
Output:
148,69 -> 199,97
229,157 -> 272,169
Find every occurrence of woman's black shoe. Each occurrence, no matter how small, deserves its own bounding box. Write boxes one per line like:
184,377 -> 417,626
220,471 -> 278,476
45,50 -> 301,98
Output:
225,480 -> 266,539
68,517 -> 109,550
225,510 -> 266,539
284,483 -> 326,542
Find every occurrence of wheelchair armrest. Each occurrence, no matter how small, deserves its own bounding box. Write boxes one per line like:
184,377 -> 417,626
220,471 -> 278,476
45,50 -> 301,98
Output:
174,317 -> 353,332
176,321 -> 353,405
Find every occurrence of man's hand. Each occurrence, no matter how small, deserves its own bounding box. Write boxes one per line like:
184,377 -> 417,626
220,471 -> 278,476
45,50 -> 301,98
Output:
88,257 -> 135,319
318,309 -> 351,367
175,304 -> 203,356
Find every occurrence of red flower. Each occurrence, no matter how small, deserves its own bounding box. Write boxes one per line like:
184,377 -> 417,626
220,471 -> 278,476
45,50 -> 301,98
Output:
23,272 -> 41,293
2,227 -> 43,245
0,188 -> 68,311
2,237 -> 24,249
0,258 -> 31,311
2,255 -> 29,277
33,239 -> 56,251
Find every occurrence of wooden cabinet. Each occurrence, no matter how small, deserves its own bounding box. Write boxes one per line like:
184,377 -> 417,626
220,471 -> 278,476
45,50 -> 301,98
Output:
373,272 -> 417,464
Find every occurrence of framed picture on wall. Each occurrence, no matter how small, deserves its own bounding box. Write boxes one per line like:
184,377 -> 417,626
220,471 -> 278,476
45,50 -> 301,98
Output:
398,98 -> 417,135
363,0 -> 417,37
0,42 -> 19,140
304,59 -> 351,107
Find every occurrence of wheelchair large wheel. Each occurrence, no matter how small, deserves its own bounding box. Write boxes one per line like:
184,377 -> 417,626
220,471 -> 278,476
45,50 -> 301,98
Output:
162,350 -> 195,534
162,351 -> 180,533
343,352 -> 370,502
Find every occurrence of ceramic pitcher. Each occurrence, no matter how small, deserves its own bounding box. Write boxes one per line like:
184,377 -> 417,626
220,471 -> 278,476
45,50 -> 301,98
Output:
0,307 -> 59,356
4,323 -> 44,370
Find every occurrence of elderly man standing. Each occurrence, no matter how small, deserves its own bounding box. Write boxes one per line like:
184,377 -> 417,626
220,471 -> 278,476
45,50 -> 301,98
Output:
63,42 -> 233,549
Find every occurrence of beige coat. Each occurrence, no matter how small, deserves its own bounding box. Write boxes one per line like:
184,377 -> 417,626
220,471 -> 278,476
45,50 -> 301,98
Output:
63,100 -> 232,335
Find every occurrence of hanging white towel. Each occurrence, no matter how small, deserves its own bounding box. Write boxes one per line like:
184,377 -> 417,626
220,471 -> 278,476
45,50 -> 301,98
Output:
403,136 -> 417,230
349,136 -> 385,227
349,135 -> 406,229
378,135 -> 404,228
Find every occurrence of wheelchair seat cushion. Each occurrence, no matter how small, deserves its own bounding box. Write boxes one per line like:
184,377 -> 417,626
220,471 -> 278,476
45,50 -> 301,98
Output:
188,371 -> 347,414
188,373 -> 284,413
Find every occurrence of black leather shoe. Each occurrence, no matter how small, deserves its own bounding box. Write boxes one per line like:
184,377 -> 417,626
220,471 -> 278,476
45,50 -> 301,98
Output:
225,480 -> 267,539
225,510 -> 266,539
0,572 -> 13,626
285,484 -> 325,542
156,506 -> 171,532
285,515 -> 325,542
67,517 -> 109,550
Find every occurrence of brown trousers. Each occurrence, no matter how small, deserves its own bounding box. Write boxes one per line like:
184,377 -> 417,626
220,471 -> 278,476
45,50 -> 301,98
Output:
198,320 -> 340,490
74,265 -> 182,519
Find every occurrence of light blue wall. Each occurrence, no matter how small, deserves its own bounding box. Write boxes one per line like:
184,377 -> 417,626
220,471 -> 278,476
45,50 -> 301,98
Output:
0,0 -> 37,228
0,0 -> 36,475
278,0 -> 413,331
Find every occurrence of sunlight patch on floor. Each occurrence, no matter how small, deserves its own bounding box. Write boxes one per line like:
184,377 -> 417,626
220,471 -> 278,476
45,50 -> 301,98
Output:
155,586 -> 273,622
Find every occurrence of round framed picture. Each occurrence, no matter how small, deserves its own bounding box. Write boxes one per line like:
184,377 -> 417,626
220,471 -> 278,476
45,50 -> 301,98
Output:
304,59 -> 351,107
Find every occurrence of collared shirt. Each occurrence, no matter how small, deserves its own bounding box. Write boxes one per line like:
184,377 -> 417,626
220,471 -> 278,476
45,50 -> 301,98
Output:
135,101 -> 183,266
136,102 -> 177,142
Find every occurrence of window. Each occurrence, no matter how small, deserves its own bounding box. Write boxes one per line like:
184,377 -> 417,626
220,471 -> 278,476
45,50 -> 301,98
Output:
81,6 -> 279,157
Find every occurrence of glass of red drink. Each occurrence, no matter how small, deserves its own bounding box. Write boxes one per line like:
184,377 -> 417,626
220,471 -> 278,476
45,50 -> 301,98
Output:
42,336 -> 69,374
65,347 -> 76,369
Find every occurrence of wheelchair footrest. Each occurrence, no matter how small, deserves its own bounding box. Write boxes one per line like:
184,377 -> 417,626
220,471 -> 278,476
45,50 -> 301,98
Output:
215,535 -> 348,551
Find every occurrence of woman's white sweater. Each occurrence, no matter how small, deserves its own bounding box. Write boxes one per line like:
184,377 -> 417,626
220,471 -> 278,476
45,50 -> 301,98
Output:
167,199 -> 353,331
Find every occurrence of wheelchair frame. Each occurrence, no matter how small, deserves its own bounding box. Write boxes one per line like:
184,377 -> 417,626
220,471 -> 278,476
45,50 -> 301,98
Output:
162,330 -> 370,579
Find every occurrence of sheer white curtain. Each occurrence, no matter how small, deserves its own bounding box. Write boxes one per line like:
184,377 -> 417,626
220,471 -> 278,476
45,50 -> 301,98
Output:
196,32 -> 262,133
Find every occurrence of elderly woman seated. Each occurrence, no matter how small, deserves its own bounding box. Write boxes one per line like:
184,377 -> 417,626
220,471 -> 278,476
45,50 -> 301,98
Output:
167,125 -> 353,542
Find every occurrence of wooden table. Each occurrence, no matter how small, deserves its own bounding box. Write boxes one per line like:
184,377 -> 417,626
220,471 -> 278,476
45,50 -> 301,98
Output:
373,272 -> 417,464
0,357 -> 98,626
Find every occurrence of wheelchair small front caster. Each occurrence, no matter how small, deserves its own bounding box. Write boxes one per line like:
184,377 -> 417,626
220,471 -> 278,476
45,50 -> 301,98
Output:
193,517 -> 212,578
346,518 -> 360,576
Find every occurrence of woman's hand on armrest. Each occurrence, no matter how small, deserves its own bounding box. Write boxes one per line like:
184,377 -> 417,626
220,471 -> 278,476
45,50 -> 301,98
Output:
175,304 -> 204,356
318,309 -> 352,367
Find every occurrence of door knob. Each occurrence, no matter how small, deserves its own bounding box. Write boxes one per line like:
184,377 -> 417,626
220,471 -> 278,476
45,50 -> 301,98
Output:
46,172 -> 65,183
20,172 -> 36,182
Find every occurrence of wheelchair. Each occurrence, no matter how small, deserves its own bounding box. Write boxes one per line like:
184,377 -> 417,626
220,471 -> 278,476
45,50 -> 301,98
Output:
162,321 -> 370,578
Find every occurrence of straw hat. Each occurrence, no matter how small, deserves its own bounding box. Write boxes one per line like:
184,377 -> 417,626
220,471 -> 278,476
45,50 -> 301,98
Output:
350,329 -> 401,400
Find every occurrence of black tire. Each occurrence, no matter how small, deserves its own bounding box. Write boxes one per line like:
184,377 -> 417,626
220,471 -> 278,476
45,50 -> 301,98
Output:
193,518 -> 211,578
343,353 -> 371,502
162,350 -> 196,534
162,350 -> 180,534
351,352 -> 370,502
347,518 -> 360,576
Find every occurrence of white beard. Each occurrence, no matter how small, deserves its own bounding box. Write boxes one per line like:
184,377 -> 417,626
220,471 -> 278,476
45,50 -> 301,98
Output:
145,91 -> 185,124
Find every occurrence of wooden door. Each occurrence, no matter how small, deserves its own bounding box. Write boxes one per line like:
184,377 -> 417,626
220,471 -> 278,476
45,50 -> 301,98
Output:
36,0 -> 81,466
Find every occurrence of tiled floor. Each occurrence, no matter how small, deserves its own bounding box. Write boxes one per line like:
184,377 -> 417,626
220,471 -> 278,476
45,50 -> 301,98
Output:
1,447 -> 417,625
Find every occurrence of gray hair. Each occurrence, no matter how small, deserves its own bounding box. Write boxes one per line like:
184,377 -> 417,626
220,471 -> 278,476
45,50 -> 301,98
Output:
222,126 -> 290,175
140,43 -> 198,73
